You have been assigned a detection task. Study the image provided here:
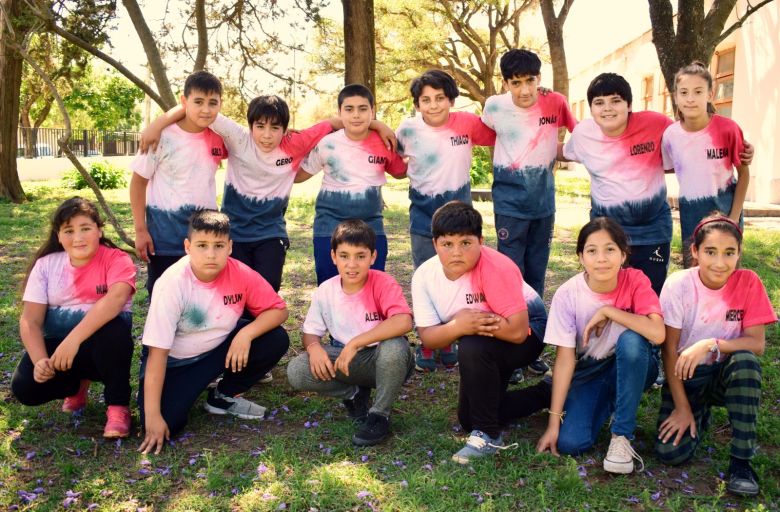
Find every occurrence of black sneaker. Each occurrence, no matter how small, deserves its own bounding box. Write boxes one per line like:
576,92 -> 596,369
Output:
527,358 -> 550,375
343,386 -> 371,423
508,368 -> 524,385
352,412 -> 390,446
727,458 -> 759,497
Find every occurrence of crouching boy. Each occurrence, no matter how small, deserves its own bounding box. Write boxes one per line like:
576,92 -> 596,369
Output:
287,220 -> 414,446
138,210 -> 289,454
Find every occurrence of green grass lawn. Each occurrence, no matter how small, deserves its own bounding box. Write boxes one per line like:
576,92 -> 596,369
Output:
0,178 -> 778,511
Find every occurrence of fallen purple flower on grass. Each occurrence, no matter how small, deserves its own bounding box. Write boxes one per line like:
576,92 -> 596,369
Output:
426,450 -> 433,458
427,388 -> 435,394
422,464 -> 433,471
251,447 -> 265,456
87,504 -> 98,511
718,471 -> 726,480
277,504 -> 287,510
282,405 -> 290,412
400,480 -> 408,488
360,455 -> 369,462
441,486 -> 449,491
439,383 -> 446,389
17,490 -> 38,503
304,421 -> 312,428
138,468 -> 151,476
681,471 -> 688,480
188,457 -> 198,466
650,491 -> 661,501
578,466 -> 587,478
155,466 -> 171,476
471,493 -> 484,504
25,451 -> 36,460
399,394 -> 408,400
257,463 -> 269,475
231,488 -> 239,495
100,490 -> 113,497
625,496 -> 640,504
356,490 -> 372,499
209,491 -> 217,498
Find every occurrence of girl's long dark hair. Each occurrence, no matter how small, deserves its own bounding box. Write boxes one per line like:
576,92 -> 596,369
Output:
23,197 -> 118,290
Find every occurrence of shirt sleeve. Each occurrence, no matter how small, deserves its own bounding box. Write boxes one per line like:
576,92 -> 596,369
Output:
285,121 -> 334,159
411,266 -> 442,328
244,267 -> 287,316
210,114 -> 248,150
302,288 -> 328,337
22,258 -> 49,305
142,274 -> 183,350
543,285 -> 578,349
300,142 -> 324,176
729,120 -> 746,168
130,148 -> 158,180
661,128 -> 674,170
562,127 -> 583,162
741,271 -> 778,329
475,249 -> 527,318
465,113 -> 496,147
659,275 -> 684,329
385,149 -> 408,178
209,129 -> 228,162
481,97 -> 496,130
629,270 -> 663,317
105,250 -> 137,294
373,272 -> 412,319
557,95 -> 577,132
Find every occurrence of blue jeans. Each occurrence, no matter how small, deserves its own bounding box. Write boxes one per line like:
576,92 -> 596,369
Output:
495,213 -> 554,297
313,235 -> 388,285
410,233 -> 437,269
557,330 -> 658,455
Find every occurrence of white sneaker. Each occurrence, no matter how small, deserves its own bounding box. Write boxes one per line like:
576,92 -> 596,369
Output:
603,435 -> 644,474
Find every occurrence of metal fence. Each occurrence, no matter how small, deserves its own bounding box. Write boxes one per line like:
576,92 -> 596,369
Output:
17,127 -> 141,158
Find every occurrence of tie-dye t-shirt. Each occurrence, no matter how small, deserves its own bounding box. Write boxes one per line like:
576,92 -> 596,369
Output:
142,257 -> 286,360
412,246 -> 527,328
131,124 -> 227,256
213,115 -> 333,242
544,268 -> 662,360
482,92 -> 576,219
23,245 -> 136,339
303,270 -> 411,346
301,130 -> 407,237
563,111 -> 673,245
661,115 -> 745,242
660,268 -> 776,364
396,112 -> 496,236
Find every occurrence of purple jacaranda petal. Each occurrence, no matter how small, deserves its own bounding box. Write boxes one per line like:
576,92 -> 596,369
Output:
311,421 -> 319,428
361,455 -> 369,462
282,405 -> 290,412
25,451 -> 36,460
441,486 -> 449,491
356,490 -> 372,499
87,504 -> 98,511
257,463 -> 268,475
651,491 -> 661,501
65,490 -> 81,498
62,497 -> 77,508
399,394 -> 408,400
277,504 -> 287,510
100,489 -> 113,497
471,493 -> 484,504
33,487 -> 44,494
209,491 -> 217,498
304,421 -> 312,428
427,450 -> 433,457
626,496 -> 640,504
681,471 -> 688,480
138,468 -> 151,475
231,488 -> 239,495
422,464 -> 433,471
400,480 -> 408,488
578,466 -> 587,478
188,457 -> 197,466
427,388 -> 435,394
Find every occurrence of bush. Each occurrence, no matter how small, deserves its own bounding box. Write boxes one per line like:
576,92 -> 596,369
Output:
63,160 -> 127,190
469,146 -> 493,187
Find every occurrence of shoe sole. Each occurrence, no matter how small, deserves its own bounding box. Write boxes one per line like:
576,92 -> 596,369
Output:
351,434 -> 389,446
451,454 -> 470,465
414,364 -> 435,372
526,366 -> 549,376
726,485 -> 759,497
103,430 -> 130,439
204,403 -> 266,420
62,406 -> 86,414
603,460 -> 634,474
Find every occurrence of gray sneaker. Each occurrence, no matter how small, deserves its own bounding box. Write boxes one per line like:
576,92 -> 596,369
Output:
451,430 -> 517,465
204,388 -> 267,420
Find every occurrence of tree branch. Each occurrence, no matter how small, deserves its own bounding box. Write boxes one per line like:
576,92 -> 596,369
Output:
715,0 -> 775,44
193,0 -> 208,71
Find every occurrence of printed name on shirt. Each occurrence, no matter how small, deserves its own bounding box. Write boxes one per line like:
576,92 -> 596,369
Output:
465,292 -> 486,305
223,293 -> 244,305
629,141 -> 655,156
725,309 -> 744,322
211,147 -> 225,157
365,311 -> 382,322
706,147 -> 729,160
450,134 -> 469,146
96,283 -> 108,295
276,157 -> 294,166
368,155 -> 387,165
539,115 -> 558,126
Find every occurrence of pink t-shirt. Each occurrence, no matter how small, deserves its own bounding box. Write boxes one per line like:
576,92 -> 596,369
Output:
302,270 -> 411,346
545,268 -> 662,360
412,246 -> 527,328
131,124 -> 227,255
23,245 -> 136,339
142,257 -> 286,359
660,268 -> 777,363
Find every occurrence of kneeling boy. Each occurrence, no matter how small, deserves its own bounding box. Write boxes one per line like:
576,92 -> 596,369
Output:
411,201 -> 542,464
139,210 -> 289,454
287,220 -> 413,446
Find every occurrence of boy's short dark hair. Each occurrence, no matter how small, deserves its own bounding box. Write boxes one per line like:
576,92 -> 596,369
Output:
188,209 -> 230,238
587,73 -> 632,107
500,49 -> 542,80
338,83 -> 374,109
410,70 -> 459,107
431,201 -> 482,239
330,219 -> 376,253
183,70 -> 223,98
246,95 -> 290,131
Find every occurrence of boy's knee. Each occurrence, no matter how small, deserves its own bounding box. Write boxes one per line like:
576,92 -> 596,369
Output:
615,330 -> 650,361
557,433 -> 594,456
727,351 -> 761,374
376,337 -> 410,362
10,372 -> 38,406
457,335 -> 489,358
655,439 -> 695,466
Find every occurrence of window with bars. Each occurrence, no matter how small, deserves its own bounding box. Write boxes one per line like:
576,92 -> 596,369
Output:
712,48 -> 735,118
643,75 -> 654,111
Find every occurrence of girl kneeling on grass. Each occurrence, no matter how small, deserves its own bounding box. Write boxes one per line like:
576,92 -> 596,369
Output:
11,197 -> 136,438
655,215 -> 777,497
537,217 -> 665,474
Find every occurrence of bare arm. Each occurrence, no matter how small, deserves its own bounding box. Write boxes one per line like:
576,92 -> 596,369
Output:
491,311 -> 529,344
225,307 -> 289,373
537,346 -> 576,455
19,302 -> 49,364
327,117 -> 396,151
728,164 -> 749,222
129,172 -> 153,262
139,346 -> 170,454
416,309 -> 501,350
294,169 -> 315,183
583,307 -> 665,347
675,324 -> 766,381
657,326 -> 698,445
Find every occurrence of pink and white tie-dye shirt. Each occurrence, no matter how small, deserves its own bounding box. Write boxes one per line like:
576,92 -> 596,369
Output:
142,257 -> 286,359
23,245 -> 136,339
660,268 -> 776,364
303,270 -> 411,346
544,268 -> 662,360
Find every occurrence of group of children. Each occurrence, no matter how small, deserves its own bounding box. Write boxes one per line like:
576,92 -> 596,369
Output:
11,48 -> 776,498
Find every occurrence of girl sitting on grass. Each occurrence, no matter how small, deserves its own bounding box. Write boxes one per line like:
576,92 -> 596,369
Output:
536,217 -> 665,474
655,215 -> 776,497
11,197 -> 136,438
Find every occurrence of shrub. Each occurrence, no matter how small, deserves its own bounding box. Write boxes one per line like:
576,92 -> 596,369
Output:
469,146 -> 493,187
63,160 -> 127,190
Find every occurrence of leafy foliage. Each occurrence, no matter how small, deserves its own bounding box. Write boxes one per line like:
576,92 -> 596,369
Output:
470,146 -> 493,187
64,74 -> 144,131
62,160 -> 127,190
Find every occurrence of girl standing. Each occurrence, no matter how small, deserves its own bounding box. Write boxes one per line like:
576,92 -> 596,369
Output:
655,215 -> 776,496
662,61 -> 749,266
11,197 -> 136,438
536,217 -> 665,474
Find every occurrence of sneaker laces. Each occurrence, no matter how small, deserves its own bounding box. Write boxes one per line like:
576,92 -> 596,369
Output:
608,436 -> 644,472
466,432 -> 518,451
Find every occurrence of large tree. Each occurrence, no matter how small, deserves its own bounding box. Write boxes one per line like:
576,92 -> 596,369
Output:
539,0 -> 573,99
342,0 -> 376,97
649,0 -> 775,96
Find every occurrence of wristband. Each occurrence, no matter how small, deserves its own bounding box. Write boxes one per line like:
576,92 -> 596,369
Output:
545,409 -> 565,424
708,338 -> 722,362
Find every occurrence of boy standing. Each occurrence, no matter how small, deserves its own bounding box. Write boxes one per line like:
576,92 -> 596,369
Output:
138,210 -> 289,455
411,201 -> 543,464
299,84 -> 406,285
130,71 -> 227,295
287,220 -> 413,446
482,49 -> 576,298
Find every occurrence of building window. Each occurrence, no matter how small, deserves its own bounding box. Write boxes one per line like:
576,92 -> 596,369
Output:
643,75 -> 654,111
660,80 -> 674,118
712,47 -> 735,118
578,99 -> 586,119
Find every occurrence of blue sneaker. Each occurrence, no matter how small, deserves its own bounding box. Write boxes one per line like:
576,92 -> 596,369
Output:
415,346 -> 436,372
527,358 -> 550,375
439,344 -> 458,368
451,430 -> 517,465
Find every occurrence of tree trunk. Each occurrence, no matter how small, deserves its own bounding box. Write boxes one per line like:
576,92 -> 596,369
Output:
0,0 -> 28,202
342,0 -> 376,99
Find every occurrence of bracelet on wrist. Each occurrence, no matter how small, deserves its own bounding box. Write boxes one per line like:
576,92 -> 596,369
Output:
545,409 -> 565,424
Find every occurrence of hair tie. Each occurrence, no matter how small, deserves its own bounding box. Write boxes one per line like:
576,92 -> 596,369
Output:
692,216 -> 743,240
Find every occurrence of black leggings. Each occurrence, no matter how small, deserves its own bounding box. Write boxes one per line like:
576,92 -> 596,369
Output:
457,331 -> 544,439
137,324 -> 289,435
12,316 -> 133,406
231,238 -> 290,292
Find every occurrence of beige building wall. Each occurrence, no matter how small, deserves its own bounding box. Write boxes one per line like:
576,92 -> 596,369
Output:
564,1 -> 780,204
